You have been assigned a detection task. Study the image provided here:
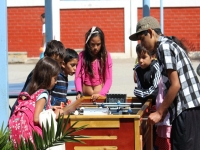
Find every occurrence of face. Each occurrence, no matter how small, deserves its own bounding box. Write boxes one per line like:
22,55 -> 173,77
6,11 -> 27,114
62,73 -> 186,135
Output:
138,29 -> 156,52
137,52 -> 154,69
62,58 -> 78,76
89,35 -> 101,56
41,16 -> 45,24
50,55 -> 64,67
48,75 -> 58,90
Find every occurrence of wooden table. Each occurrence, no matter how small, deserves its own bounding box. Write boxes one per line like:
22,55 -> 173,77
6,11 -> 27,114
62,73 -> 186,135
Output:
64,96 -> 153,150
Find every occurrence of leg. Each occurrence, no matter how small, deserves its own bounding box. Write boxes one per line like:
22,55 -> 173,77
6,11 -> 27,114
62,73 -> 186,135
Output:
171,107 -> 200,150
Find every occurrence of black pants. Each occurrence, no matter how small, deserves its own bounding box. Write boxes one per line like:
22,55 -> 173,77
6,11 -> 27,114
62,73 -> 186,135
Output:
171,107 -> 200,150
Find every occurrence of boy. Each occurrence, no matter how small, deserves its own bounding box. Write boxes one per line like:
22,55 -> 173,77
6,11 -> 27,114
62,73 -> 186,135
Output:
134,43 -> 160,105
51,48 -> 78,106
10,40 -> 66,116
129,16 -> 200,150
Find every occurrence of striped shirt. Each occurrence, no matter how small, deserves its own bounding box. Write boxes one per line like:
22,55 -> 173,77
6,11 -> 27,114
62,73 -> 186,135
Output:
134,60 -> 161,103
51,71 -> 68,106
156,36 -> 200,123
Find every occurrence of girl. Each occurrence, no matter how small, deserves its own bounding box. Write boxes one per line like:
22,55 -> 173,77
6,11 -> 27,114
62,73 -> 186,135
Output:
129,16 -> 200,150
9,57 -> 64,147
75,26 -> 112,101
51,48 -> 79,106
28,57 -> 64,126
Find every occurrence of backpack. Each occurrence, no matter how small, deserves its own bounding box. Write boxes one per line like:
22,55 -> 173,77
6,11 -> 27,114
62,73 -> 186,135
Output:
8,89 -> 51,146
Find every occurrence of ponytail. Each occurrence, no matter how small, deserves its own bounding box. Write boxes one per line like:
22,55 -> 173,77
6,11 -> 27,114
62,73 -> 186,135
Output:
153,29 -> 188,55
167,36 -> 188,55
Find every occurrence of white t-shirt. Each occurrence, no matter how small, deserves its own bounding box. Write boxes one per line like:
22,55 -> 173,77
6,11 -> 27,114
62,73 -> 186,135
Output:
42,23 -> 45,34
42,23 -> 46,51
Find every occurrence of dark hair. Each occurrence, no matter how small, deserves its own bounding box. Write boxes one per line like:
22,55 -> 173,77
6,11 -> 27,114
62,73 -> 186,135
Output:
136,43 -> 155,56
64,48 -> 79,63
166,36 -> 188,54
28,57 -> 60,95
44,40 -> 66,59
136,28 -> 162,40
152,29 -> 188,54
84,26 -> 107,80
41,13 -> 45,18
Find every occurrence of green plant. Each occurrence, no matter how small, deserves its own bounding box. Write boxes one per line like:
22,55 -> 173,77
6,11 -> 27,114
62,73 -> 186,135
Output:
2,114 -> 87,150
0,123 -> 14,150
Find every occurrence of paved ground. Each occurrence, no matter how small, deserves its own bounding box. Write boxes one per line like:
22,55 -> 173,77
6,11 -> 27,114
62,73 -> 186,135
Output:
8,58 -> 200,114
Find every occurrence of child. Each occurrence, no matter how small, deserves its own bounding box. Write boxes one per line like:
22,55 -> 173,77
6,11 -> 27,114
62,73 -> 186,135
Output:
28,57 -> 63,126
75,26 -> 112,101
134,43 -> 160,104
39,13 -> 46,58
134,44 -> 171,149
51,48 -> 79,106
129,16 -> 200,150
9,57 -> 63,146
10,40 -> 65,116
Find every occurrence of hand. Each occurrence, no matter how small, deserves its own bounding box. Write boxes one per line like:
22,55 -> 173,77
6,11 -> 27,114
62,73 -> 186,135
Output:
53,107 -> 64,119
51,106 -> 62,110
91,94 -> 101,101
148,111 -> 162,125
76,94 -> 81,100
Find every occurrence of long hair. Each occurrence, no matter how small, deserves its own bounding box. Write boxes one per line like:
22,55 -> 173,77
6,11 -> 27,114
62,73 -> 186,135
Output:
153,29 -> 188,55
83,26 -> 107,81
28,57 -> 60,95
166,36 -> 188,54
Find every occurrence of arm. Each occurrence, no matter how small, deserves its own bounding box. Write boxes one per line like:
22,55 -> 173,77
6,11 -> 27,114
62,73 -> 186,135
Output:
75,52 -> 84,97
148,69 -> 180,124
133,70 -> 137,83
99,52 -> 112,96
51,74 -> 67,105
134,62 -> 161,98
148,43 -> 181,124
34,98 -> 46,125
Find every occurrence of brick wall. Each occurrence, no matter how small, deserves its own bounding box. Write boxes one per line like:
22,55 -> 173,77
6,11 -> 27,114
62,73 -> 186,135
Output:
138,7 -> 200,51
7,7 -> 200,57
8,7 -> 45,57
8,7 -> 124,57
60,8 -> 124,53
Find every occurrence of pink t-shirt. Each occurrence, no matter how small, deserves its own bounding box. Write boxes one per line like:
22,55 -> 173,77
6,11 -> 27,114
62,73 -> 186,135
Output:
84,59 -> 102,86
75,51 -> 112,96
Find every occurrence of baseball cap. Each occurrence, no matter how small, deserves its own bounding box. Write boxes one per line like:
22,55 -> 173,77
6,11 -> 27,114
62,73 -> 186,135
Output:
129,16 -> 160,41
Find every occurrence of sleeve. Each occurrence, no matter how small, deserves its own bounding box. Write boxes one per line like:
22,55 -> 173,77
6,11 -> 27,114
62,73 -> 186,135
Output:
75,52 -> 84,93
159,43 -> 177,71
134,62 -> 161,98
36,92 -> 48,109
99,52 -> 113,96
51,74 -> 67,105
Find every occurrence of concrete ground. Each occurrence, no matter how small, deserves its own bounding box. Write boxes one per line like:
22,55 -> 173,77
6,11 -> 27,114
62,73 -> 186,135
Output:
8,58 -> 200,114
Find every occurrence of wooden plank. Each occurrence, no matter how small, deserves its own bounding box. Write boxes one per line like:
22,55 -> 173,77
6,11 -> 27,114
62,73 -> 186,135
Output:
75,136 -> 117,140
146,124 -> 153,150
134,119 -> 141,150
70,119 -> 119,128
74,146 -> 118,150
137,99 -> 152,116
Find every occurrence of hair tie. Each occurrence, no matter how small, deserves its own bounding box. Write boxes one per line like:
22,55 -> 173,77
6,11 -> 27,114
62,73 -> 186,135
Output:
85,26 -> 99,44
